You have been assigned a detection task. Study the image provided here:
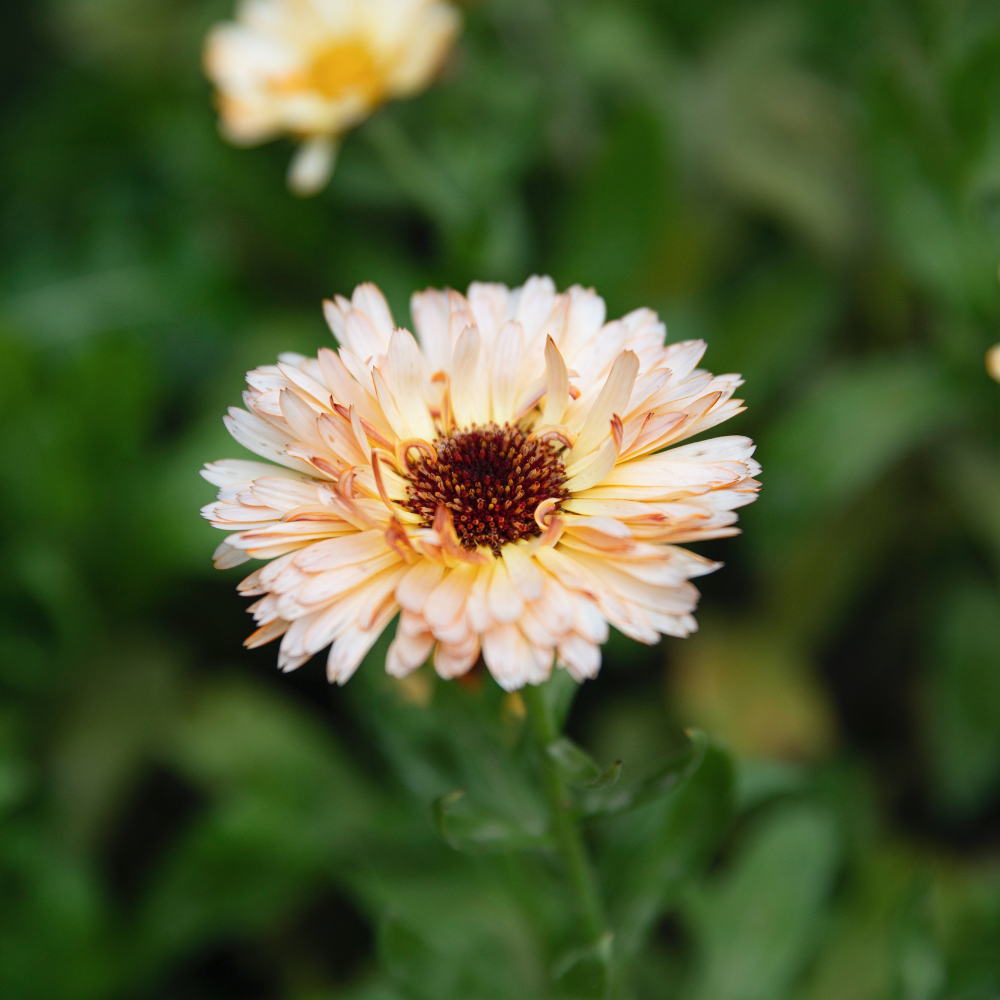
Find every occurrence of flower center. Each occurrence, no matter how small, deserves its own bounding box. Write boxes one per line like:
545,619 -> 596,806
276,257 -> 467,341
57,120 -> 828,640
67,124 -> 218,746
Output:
403,423 -> 569,555
306,41 -> 384,103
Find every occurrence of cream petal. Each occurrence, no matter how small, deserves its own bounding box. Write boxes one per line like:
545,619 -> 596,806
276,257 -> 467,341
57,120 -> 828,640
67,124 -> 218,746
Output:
464,563 -> 494,632
316,347 -> 384,429
514,276 -> 558,340
213,542 -> 253,570
525,642 -> 555,685
490,320 -> 524,424
352,283 -> 395,345
340,309 -> 385,362
518,602 -> 565,648
297,550 -> 402,606
293,528 -> 387,571
224,407 -> 314,474
565,437 -> 619,493
566,350 -> 639,464
661,339 -> 708,382
372,366 -> 410,443
481,623 -> 531,691
541,335 -> 570,425
327,609 -> 395,685
559,285 -> 607,358
570,593 -> 610,644
467,281 -> 511,346
277,362 -> 334,411
487,558 -> 525,624
557,633 -> 601,682
386,328 -> 435,441
449,324 -> 488,428
201,459 -> 303,488
317,412 -> 368,467
434,635 -> 481,679
661,434 -> 756,464
431,612 -> 472,645
500,544 -> 543,601
411,287 -> 452,372
387,630 -> 435,677
248,477 -> 321,510
396,559 -> 446,613
424,563 -> 479,631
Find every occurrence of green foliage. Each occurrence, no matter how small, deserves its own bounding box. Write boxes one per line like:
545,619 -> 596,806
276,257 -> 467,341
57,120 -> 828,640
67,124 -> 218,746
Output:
2,0 -> 1000,997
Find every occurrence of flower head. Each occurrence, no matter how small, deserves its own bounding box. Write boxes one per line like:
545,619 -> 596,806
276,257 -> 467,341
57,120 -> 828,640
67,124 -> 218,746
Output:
202,277 -> 761,691
204,0 -> 461,195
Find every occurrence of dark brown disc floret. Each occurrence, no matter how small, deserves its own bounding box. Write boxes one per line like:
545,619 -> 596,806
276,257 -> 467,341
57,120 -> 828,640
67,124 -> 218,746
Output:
403,422 -> 569,555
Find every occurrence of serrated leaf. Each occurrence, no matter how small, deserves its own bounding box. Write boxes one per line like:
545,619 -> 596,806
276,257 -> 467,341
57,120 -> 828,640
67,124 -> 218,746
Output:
433,790 -> 554,854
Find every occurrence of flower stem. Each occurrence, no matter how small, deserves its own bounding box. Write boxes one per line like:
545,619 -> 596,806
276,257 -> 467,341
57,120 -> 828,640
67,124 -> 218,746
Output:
521,682 -> 605,944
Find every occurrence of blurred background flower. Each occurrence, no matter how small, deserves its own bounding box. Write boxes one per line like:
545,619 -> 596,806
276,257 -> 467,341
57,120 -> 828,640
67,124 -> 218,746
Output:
2,0 -> 1000,998
204,0 -> 460,194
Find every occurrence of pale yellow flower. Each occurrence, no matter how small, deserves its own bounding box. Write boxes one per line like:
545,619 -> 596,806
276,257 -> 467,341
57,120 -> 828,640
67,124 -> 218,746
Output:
202,278 -> 761,690
204,0 -> 461,195
987,343 -> 1000,382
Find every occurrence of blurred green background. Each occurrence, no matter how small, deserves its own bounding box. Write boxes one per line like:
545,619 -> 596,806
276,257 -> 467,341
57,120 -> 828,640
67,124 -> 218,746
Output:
3,0 -> 1000,997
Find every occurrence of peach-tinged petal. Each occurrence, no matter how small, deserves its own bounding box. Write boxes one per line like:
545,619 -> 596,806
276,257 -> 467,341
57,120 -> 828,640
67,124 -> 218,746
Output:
557,633 -> 602,682
491,320 -> 524,424
541,335 -> 570,425
213,542 -> 253,569
424,563 -> 479,630
396,559 -> 446,613
566,350 -> 639,463
223,407 -> 313,474
411,287 -> 452,371
352,283 -> 395,345
449,324 -> 485,428
387,328 -> 435,441
525,642 -> 555,685
482,623 -> 531,691
565,437 -> 619,493
500,544 -> 543,601
434,635 -> 481,679
297,550 -> 401,605
387,630 -> 435,677
465,563 -> 494,632
327,610 -> 394,685
487,558 -> 525,624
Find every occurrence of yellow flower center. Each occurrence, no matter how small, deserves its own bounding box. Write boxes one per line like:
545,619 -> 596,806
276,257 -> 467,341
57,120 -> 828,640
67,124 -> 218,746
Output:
306,41 -> 385,104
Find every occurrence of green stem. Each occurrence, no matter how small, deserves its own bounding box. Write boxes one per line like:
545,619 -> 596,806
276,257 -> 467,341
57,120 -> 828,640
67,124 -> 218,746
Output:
522,683 -> 605,944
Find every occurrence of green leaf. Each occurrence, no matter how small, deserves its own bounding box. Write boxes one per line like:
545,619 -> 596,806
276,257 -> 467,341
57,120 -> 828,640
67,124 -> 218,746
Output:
602,744 -> 735,961
379,918 -> 447,1000
921,579 -> 1000,818
433,790 -> 554,854
547,738 -> 622,790
553,931 -> 614,1000
686,804 -> 841,1000
575,730 -> 708,818
755,355 -> 957,558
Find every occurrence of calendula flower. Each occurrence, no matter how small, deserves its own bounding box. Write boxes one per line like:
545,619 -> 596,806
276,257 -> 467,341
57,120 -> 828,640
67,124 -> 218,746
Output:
204,0 -> 461,195
202,277 -> 760,690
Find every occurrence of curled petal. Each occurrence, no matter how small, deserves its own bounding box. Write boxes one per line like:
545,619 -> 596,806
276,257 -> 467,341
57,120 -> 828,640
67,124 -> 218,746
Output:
396,438 -> 437,476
